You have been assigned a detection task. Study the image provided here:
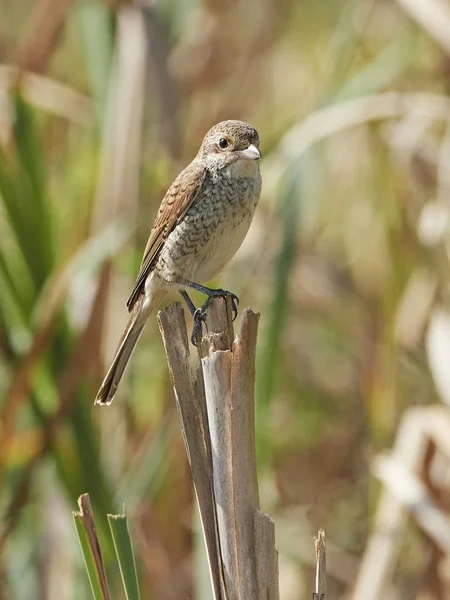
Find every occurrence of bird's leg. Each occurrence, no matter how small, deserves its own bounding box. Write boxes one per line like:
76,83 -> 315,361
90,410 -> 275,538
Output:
180,290 -> 197,315
180,290 -> 206,346
186,282 -> 239,322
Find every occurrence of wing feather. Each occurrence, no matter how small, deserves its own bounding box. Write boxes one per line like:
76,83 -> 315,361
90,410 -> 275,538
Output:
126,162 -> 206,310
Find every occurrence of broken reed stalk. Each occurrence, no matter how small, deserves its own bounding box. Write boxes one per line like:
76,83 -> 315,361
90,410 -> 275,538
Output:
158,297 -> 279,600
313,529 -> 326,599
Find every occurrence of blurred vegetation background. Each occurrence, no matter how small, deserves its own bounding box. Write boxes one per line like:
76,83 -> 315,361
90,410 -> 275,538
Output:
2,0 -> 450,598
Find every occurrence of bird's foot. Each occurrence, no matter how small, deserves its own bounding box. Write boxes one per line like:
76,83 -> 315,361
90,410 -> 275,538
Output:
203,289 -> 239,321
186,282 -> 240,321
190,290 -> 239,346
183,284 -> 240,345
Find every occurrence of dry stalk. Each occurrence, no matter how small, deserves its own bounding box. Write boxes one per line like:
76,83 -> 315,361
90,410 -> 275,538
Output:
158,297 -> 279,600
313,529 -> 326,599
352,406 -> 450,599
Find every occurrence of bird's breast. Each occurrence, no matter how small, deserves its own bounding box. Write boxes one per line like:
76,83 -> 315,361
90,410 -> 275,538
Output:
190,169 -> 261,281
155,167 -> 261,284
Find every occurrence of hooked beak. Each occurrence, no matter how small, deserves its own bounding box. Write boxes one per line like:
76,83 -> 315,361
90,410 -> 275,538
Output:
239,143 -> 261,160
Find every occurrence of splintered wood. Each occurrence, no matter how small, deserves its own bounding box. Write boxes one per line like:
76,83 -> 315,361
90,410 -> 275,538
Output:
158,298 -> 279,600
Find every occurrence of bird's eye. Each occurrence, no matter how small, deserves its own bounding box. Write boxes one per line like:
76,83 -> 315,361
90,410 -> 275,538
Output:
218,138 -> 229,149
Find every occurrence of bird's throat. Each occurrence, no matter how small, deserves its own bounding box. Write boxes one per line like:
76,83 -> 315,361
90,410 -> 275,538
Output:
226,158 -> 259,179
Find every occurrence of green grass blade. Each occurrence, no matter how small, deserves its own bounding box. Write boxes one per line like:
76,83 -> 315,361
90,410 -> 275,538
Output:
12,94 -> 46,208
71,400 -> 115,518
0,155 -> 42,293
0,245 -> 33,323
319,0 -> 374,102
11,93 -> 54,278
108,510 -> 141,600
73,494 -> 111,600
335,31 -> 414,102
0,93 -> 54,294
115,415 -> 174,508
256,163 -> 299,462
73,518 -> 105,600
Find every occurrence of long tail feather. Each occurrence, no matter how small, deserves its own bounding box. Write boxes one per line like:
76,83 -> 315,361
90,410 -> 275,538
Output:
95,279 -> 167,406
95,300 -> 147,406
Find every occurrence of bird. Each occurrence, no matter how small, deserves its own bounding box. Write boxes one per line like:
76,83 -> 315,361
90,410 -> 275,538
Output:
95,120 -> 262,405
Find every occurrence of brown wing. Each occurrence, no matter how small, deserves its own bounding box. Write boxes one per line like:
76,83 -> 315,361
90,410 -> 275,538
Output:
126,162 -> 207,311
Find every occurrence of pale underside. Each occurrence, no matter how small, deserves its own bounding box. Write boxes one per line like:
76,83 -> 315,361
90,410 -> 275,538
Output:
134,157 -> 261,319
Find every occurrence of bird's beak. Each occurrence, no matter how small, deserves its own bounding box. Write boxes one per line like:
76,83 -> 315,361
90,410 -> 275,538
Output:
240,144 -> 261,160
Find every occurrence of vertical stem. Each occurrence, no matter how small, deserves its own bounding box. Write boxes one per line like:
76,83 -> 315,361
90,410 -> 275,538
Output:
158,298 -> 280,600
313,529 -> 326,599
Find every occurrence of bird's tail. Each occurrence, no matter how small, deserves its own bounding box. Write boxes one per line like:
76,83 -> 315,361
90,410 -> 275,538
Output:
95,293 -> 157,406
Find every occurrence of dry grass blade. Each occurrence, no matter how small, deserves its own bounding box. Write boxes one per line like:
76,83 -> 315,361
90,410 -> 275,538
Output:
16,0 -> 74,73
73,494 -> 111,600
92,4 -> 146,231
0,66 -> 93,126
313,529 -> 326,599
352,408 -> 436,599
276,92 -> 450,160
141,5 -> 180,158
374,455 -> 450,553
393,0 -> 450,57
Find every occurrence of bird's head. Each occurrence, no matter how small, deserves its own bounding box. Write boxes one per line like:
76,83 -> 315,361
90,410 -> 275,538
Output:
197,120 -> 261,170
